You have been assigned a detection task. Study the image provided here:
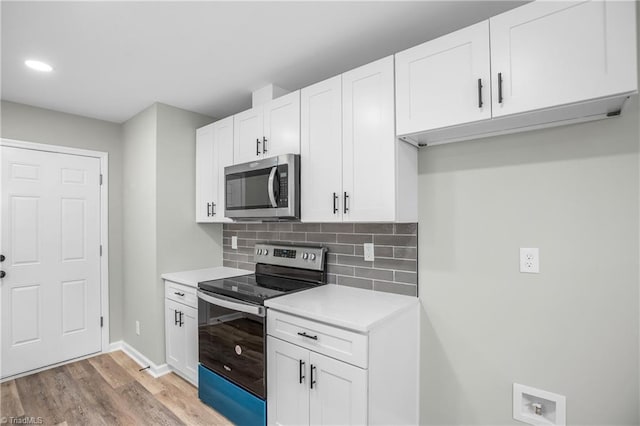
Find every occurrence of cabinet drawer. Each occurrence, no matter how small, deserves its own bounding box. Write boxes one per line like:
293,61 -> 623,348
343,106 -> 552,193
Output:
164,281 -> 197,308
267,310 -> 368,368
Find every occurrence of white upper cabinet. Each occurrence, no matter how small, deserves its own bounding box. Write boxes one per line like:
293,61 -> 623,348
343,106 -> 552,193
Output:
300,57 -> 418,223
490,0 -> 637,117
395,20 -> 491,134
233,108 -> 264,164
395,0 -> 637,146
342,56 -> 397,222
264,92 -> 301,158
234,91 -> 301,164
300,76 -> 343,223
195,117 -> 233,223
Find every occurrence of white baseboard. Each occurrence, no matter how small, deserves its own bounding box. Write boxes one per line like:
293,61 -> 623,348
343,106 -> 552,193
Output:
107,340 -> 171,378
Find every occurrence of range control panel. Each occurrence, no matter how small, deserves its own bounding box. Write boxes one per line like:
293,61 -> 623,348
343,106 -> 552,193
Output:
254,243 -> 326,271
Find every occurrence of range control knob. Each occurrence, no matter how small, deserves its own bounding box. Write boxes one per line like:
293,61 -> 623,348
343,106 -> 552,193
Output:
256,249 -> 260,255
309,253 -> 316,261
257,249 -> 263,255
302,253 -> 309,260
263,249 -> 269,256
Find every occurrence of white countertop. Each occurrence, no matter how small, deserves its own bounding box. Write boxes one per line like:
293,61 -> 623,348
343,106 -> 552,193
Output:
264,284 -> 419,333
161,266 -> 252,288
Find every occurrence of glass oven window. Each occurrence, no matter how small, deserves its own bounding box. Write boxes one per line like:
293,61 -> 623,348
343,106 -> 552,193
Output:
198,297 -> 265,399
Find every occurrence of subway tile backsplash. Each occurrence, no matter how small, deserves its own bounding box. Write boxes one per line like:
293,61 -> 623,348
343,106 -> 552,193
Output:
222,222 -> 418,297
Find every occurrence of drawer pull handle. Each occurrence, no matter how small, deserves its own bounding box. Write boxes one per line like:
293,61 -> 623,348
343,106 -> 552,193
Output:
174,292 -> 185,297
299,360 -> 305,384
297,332 -> 318,340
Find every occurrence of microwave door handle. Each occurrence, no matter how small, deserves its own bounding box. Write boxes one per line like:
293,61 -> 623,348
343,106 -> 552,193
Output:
197,290 -> 266,317
268,166 -> 278,208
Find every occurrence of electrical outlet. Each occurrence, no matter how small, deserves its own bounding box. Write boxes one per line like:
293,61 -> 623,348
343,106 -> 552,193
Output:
135,320 -> 140,335
520,248 -> 540,273
231,236 -> 238,250
364,243 -> 375,261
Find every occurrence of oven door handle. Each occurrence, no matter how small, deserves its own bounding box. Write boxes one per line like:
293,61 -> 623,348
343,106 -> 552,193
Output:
267,166 -> 278,208
197,290 -> 266,317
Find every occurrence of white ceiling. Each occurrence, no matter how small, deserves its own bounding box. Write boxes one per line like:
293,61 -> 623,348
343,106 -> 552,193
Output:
2,1 -> 525,123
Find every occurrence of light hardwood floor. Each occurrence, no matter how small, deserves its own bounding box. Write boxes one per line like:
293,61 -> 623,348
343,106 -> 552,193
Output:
0,351 -> 233,426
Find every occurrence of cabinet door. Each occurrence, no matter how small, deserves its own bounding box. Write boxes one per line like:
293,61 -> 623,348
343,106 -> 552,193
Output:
300,76 -> 343,222
234,107 -> 264,164
308,351 -> 367,426
195,124 -> 216,223
264,91 -> 301,158
490,0 -> 637,117
342,56 -> 396,222
212,116 -> 234,222
182,304 -> 198,385
165,299 -> 185,371
267,336 -> 310,426
395,20 -> 491,134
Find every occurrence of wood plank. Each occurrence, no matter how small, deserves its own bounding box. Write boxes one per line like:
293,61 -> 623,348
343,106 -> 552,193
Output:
63,358 -> 93,381
155,376 -> 232,426
108,350 -> 165,395
87,353 -> 134,389
1,380 -> 25,418
38,366 -> 107,426
116,381 -> 185,426
14,368 -> 66,425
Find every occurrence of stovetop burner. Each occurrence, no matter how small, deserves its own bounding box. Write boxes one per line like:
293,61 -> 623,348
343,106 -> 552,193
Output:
198,243 -> 328,305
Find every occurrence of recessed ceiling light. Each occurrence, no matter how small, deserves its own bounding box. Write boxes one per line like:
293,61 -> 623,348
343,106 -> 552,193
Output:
25,60 -> 53,72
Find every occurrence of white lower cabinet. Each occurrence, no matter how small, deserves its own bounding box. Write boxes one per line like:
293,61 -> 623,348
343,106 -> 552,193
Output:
164,280 -> 198,385
267,336 -> 367,426
267,307 -> 418,426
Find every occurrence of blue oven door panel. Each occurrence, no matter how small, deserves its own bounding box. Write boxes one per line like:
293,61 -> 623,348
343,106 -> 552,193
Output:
199,364 -> 266,426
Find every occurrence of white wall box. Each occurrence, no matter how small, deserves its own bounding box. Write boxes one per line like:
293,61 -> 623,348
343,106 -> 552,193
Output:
164,280 -> 198,385
195,117 -> 233,223
234,91 -> 301,164
396,0 -> 638,146
266,291 -> 419,426
301,56 -> 418,223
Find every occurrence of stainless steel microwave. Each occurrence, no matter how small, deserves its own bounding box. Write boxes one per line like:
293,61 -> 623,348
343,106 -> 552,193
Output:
224,154 -> 300,221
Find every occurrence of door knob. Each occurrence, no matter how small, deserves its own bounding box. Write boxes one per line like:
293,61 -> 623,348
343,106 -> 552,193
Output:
0,254 -> 4,262
0,271 -> 6,278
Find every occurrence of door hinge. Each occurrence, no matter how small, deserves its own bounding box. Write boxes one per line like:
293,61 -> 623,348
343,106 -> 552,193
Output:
100,316 -> 104,327
100,245 -> 103,256
100,174 -> 103,185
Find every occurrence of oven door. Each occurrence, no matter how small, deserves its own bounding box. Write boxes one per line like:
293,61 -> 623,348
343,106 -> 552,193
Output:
197,290 -> 266,399
224,154 -> 299,220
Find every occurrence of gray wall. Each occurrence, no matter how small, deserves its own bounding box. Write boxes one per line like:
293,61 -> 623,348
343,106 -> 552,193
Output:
0,100 -> 125,342
122,104 -> 160,361
122,103 -> 221,365
418,94 -> 639,424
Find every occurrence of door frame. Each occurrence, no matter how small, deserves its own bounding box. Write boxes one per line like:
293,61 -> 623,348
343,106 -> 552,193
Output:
0,138 -> 110,353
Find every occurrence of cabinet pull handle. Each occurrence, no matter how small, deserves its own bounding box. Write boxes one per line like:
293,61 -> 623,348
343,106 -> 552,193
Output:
297,331 -> 318,340
299,360 -> 305,384
477,78 -> 483,108
174,309 -> 179,325
212,202 -> 216,216
498,73 -> 503,104
207,202 -> 212,217
179,311 -> 184,327
333,192 -> 338,214
262,136 -> 268,154
343,192 -> 349,214
256,138 -> 261,156
310,364 -> 316,389
174,291 -> 185,297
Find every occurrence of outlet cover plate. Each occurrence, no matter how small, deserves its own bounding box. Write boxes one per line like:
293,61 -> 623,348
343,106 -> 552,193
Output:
363,243 -> 375,261
513,383 -> 565,426
232,236 -> 238,250
520,248 -> 540,273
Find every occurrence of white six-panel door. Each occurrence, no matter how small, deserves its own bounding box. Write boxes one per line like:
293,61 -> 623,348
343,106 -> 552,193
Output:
300,76 -> 343,222
1,146 -> 102,378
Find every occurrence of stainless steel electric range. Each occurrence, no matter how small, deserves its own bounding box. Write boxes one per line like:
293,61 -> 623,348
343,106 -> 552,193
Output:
197,243 -> 327,425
